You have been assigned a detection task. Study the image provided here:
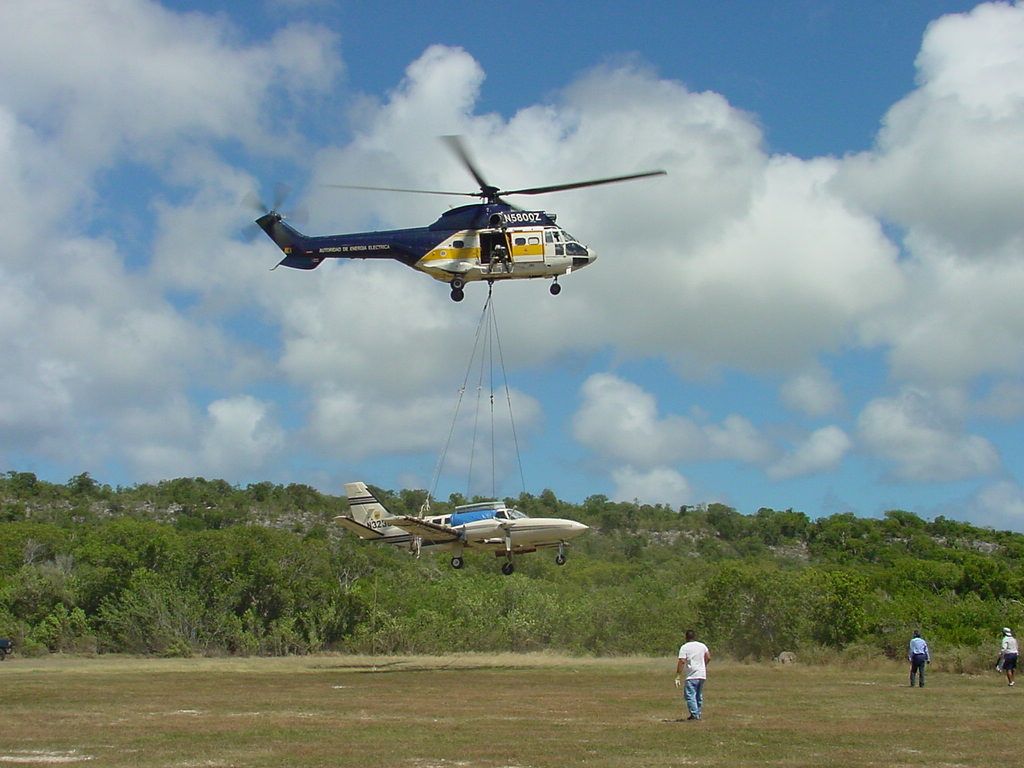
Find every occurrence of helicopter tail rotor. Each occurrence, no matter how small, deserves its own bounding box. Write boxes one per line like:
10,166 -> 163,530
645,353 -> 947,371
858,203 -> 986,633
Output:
242,183 -> 307,240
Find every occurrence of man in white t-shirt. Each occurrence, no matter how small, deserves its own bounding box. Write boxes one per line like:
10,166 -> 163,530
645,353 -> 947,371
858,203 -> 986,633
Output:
1000,627 -> 1018,687
675,629 -> 711,720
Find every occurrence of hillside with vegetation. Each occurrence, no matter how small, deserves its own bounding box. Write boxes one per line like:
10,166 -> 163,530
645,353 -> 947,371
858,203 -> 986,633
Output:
1,471 -> 1021,667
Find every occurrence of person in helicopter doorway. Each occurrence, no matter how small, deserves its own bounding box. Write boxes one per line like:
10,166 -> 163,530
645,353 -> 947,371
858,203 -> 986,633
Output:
490,242 -> 512,274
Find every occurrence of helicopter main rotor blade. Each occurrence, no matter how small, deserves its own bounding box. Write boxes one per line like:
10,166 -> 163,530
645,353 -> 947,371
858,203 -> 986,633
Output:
502,170 -> 667,197
442,135 -> 494,194
325,183 -> 479,198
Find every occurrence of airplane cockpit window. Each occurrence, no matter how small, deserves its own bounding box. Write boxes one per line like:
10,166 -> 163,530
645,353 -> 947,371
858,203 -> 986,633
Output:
509,509 -> 528,519
494,510 -> 508,520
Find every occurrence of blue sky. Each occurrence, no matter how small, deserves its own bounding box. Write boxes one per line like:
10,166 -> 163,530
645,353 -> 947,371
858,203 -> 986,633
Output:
3,1 -> 1024,531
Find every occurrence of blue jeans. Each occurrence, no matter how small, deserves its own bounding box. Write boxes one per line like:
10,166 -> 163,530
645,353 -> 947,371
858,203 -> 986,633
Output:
684,678 -> 705,718
910,654 -> 927,687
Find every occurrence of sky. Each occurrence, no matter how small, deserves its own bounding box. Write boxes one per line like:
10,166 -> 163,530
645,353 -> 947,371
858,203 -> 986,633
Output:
2,0 -> 1024,530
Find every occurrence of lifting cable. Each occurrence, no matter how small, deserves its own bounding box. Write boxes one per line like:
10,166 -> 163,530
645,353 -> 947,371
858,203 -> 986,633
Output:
427,284 -> 526,509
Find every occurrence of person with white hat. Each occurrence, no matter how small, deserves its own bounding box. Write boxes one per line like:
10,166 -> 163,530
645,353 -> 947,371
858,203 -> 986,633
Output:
999,628 -> 1018,687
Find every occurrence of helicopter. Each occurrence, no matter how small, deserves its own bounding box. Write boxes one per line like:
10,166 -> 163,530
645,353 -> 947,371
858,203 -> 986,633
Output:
252,136 -> 665,301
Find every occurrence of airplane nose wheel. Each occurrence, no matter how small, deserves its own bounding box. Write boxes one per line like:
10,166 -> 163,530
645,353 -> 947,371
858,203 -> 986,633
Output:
550,281 -> 561,296
501,561 -> 515,576
555,541 -> 567,565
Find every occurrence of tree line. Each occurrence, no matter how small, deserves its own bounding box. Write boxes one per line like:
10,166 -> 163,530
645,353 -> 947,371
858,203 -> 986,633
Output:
1,471 -> 1022,667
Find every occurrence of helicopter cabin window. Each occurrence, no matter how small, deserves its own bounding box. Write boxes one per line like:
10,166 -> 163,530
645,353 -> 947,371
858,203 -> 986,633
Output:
452,240 -> 464,249
528,236 -> 540,245
514,237 -> 526,246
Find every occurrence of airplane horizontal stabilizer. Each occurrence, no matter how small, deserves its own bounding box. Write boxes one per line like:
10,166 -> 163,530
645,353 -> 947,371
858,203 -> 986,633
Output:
333,514 -> 384,539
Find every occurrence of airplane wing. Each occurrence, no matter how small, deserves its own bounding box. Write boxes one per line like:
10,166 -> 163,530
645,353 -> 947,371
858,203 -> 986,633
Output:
390,516 -> 462,544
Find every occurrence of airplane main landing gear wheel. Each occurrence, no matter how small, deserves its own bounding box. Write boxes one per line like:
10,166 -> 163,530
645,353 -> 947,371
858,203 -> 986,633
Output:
549,281 -> 561,296
501,562 -> 515,576
450,287 -> 464,302
451,556 -> 464,569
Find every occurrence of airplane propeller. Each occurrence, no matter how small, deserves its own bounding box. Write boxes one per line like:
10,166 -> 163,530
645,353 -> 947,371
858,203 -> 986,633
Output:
326,135 -> 666,206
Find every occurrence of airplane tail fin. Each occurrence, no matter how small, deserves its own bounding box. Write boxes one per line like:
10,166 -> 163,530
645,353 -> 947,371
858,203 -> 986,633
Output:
255,212 -> 323,270
336,482 -> 408,540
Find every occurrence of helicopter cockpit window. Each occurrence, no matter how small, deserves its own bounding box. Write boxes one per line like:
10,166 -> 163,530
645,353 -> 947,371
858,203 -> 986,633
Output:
566,242 -> 588,256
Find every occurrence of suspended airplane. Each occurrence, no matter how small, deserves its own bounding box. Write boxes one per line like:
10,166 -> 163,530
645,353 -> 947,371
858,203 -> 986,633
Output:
336,482 -> 589,575
252,136 -> 665,301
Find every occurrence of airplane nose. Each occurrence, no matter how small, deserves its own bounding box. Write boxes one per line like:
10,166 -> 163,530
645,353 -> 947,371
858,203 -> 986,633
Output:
568,521 -> 589,537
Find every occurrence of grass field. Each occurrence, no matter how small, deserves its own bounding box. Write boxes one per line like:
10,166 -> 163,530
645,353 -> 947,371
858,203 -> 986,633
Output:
0,653 -> 1017,767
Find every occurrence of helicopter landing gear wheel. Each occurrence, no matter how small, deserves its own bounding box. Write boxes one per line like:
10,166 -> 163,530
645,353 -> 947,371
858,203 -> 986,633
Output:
550,281 -> 561,296
451,556 -> 464,569
450,276 -> 465,290
501,561 -> 515,576
450,287 -> 464,302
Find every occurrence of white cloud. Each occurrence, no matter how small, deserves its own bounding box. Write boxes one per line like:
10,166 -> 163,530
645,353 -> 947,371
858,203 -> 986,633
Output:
834,2 -> 1024,387
836,2 -> 1024,255
967,480 -> 1024,532
857,387 -> 1000,482
611,466 -> 692,508
781,367 -> 844,417
572,373 -> 772,468
858,244 -> 1024,384
0,1 -> 340,480
769,426 -> 851,480
200,396 -> 285,476
0,1 -> 339,163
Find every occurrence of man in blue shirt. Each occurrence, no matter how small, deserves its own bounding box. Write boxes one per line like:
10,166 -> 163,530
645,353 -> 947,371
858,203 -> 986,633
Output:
908,631 -> 930,687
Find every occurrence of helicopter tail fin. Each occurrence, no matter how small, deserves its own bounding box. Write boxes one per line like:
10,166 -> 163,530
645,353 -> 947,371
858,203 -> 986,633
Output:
255,213 -> 323,270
